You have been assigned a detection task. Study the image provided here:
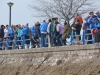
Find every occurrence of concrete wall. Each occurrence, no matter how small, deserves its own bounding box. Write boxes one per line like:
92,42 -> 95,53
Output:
0,44 -> 100,66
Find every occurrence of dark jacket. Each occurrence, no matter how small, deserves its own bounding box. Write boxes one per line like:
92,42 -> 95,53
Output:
32,25 -> 41,38
35,26 -> 41,38
72,24 -> 81,34
0,28 -> 4,38
62,25 -> 72,40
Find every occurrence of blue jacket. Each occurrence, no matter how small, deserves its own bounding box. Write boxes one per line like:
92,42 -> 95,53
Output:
93,22 -> 100,29
24,26 -> 30,36
40,22 -> 48,33
32,26 -> 41,38
35,26 -> 41,37
21,28 -> 25,37
31,26 -> 35,36
8,27 -> 14,37
87,15 -> 97,29
21,28 -> 25,41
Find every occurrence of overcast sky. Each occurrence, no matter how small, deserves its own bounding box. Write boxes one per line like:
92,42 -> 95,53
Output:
0,0 -> 35,26
0,0 -> 100,26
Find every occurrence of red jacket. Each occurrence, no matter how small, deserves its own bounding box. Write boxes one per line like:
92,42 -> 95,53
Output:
92,29 -> 100,36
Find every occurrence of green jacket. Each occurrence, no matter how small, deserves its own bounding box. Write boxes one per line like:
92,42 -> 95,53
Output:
62,25 -> 72,40
17,28 -> 22,37
51,21 -> 56,33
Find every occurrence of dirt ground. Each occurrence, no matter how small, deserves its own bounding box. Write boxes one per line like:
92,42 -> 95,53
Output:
0,54 -> 100,75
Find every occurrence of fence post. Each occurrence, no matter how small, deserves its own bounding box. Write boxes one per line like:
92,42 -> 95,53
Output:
71,30 -> 74,45
5,38 -> 9,50
92,35 -> 95,44
82,30 -> 85,45
14,39 -> 17,49
22,39 -> 25,49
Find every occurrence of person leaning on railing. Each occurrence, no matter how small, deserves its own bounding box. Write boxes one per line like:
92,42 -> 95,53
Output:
62,21 -> 72,46
31,22 -> 41,48
72,20 -> 81,45
91,18 -> 100,43
86,12 -> 97,44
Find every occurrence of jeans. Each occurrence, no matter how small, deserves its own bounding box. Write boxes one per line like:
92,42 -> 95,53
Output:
17,37 -> 21,46
48,33 -> 52,47
0,39 -> 3,50
24,35 -> 30,45
51,32 -> 57,46
41,33 -> 46,47
56,34 -> 62,46
62,39 -> 66,45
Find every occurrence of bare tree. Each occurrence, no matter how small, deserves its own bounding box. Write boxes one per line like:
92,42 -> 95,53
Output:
29,0 -> 95,24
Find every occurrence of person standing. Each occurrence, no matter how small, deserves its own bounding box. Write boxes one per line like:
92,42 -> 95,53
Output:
24,23 -> 30,49
47,19 -> 52,47
40,20 -> 48,48
50,18 -> 58,46
17,25 -> 22,49
34,22 -> 41,48
56,22 -> 64,46
3,25 -> 9,50
21,25 -> 25,49
62,21 -> 72,45
74,14 -> 83,25
8,25 -> 14,49
87,12 -> 97,44
4,25 -> 9,39
72,20 -> 82,45
31,24 -> 35,48
0,25 -> 4,50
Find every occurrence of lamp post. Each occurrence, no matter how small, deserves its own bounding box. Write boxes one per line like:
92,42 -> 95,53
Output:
7,2 -> 14,27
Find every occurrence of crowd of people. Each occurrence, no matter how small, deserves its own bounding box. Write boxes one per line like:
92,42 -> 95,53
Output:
0,11 -> 100,50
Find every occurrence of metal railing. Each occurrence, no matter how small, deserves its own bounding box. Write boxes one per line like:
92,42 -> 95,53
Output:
70,30 -> 94,45
0,30 -> 94,50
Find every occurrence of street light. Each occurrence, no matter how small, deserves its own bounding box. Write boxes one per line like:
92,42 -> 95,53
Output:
7,2 -> 14,27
